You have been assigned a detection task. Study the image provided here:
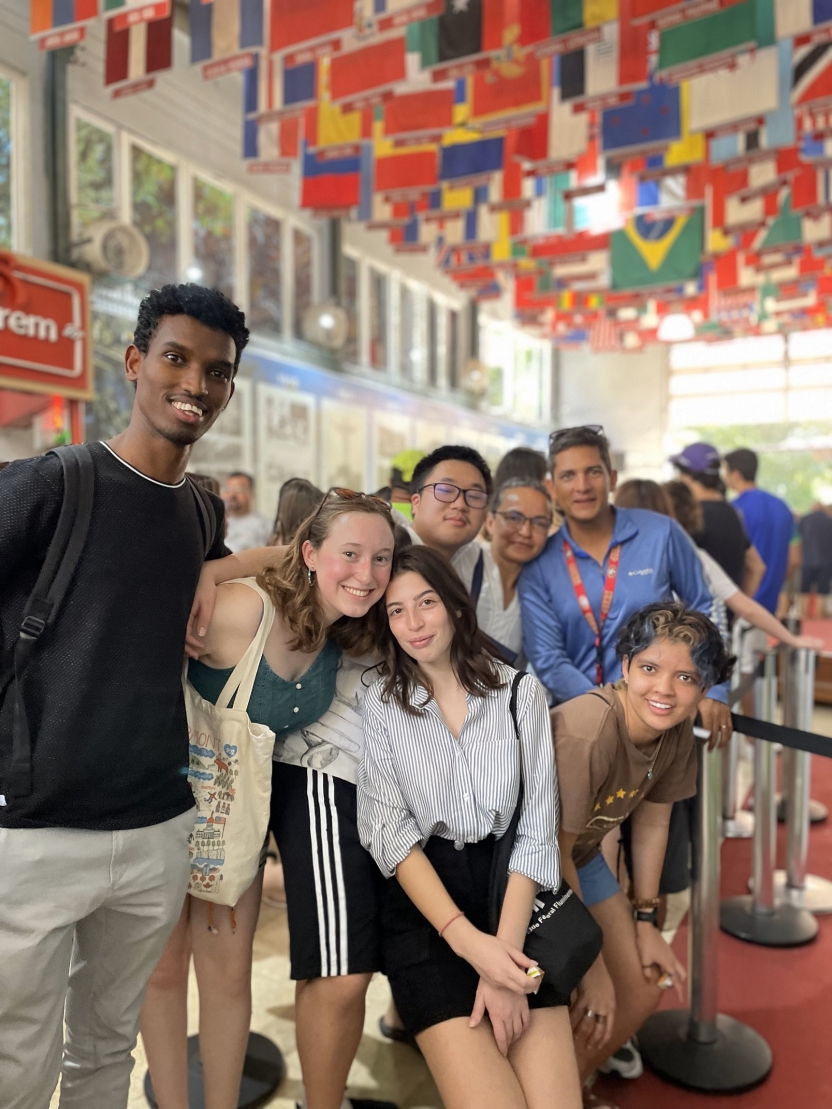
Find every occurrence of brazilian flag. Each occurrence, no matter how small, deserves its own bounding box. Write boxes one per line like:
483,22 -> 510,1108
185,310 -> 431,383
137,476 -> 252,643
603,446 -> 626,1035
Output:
611,208 -> 704,290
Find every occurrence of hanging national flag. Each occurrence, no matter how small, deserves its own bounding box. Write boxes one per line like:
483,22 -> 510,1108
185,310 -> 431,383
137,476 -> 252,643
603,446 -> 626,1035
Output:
469,55 -> 548,129
243,55 -> 302,163
105,4 -> 173,87
559,10 -> 648,107
792,160 -> 832,211
611,207 -> 704,289
304,57 -> 373,151
269,0 -> 355,53
30,0 -> 97,38
687,43 -> 780,135
189,0 -> 263,67
707,39 -> 794,160
300,139 -> 363,210
657,0 -> 772,81
792,40 -> 832,108
517,57 -> 590,171
754,190 -> 805,251
551,0 -> 618,39
329,36 -> 408,106
353,0 -> 445,34
775,0 -> 832,41
590,311 -> 619,351
601,79 -> 681,156
405,0 -> 505,78
383,87 -> 456,138
439,129 -> 504,182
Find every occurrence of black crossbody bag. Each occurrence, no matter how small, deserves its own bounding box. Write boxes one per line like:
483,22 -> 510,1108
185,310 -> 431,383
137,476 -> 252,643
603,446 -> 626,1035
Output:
488,672 -> 603,1004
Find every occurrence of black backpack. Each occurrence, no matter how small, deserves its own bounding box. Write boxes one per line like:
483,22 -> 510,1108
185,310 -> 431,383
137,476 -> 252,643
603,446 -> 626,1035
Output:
6,445 -> 217,798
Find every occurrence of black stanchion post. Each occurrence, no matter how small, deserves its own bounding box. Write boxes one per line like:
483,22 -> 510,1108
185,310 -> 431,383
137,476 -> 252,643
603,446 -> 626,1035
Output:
639,736 -> 772,1092
721,648 -> 818,945
774,648 -> 832,913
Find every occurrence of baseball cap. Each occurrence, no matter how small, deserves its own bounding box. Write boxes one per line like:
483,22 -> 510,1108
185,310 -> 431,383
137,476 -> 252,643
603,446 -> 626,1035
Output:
669,441 -> 721,476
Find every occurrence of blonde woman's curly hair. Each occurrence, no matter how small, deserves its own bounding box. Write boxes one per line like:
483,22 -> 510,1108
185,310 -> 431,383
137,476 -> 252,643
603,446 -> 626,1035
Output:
257,494 -> 397,656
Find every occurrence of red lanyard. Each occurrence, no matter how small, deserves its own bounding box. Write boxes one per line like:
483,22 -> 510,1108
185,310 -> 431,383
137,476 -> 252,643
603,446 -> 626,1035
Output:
563,541 -> 622,686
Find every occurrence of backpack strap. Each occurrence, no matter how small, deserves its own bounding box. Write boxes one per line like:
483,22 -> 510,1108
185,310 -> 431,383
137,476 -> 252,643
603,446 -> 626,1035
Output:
186,476 -> 218,558
508,669 -> 524,740
9,445 -> 95,798
469,548 -> 485,607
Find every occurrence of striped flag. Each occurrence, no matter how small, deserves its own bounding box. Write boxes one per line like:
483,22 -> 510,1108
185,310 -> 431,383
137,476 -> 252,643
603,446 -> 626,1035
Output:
189,0 -> 264,66
105,3 -> 173,87
590,312 -> 619,352
30,0 -> 98,38
243,55 -> 302,162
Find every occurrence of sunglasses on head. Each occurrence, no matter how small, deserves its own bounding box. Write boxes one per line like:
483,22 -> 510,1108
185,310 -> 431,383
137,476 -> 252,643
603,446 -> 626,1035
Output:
548,424 -> 605,448
309,486 -> 392,526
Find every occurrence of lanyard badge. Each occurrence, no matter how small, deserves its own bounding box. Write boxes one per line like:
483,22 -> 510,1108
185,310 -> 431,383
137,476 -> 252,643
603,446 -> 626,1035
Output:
563,541 -> 622,686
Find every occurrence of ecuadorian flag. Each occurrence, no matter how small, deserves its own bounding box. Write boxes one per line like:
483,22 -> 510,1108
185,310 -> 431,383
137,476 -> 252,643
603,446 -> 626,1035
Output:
611,208 -> 704,290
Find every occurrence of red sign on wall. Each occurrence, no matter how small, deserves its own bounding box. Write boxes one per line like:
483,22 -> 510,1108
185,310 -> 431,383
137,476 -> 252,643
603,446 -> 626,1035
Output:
0,253 -> 93,400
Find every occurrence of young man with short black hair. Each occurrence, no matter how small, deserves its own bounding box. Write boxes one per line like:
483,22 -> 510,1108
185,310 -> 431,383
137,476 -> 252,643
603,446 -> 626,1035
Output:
518,425 -> 732,744
0,284 -> 246,1109
222,470 -> 273,552
723,447 -> 794,615
670,442 -> 765,598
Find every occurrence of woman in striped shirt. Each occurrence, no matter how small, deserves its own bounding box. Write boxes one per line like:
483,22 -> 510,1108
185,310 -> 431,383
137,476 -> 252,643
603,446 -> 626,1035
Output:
358,545 -> 581,1109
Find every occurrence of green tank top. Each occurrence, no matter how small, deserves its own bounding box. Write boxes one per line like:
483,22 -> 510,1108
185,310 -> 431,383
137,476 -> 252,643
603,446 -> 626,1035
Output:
188,639 -> 340,735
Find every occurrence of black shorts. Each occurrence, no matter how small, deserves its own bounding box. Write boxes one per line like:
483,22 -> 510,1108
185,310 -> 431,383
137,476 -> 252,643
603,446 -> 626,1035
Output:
382,836 -> 563,1036
802,564 -> 832,595
269,762 -> 384,980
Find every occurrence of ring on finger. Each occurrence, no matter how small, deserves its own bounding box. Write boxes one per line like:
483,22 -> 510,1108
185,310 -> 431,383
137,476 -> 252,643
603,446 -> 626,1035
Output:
584,1008 -> 595,1020
594,1013 -> 607,1022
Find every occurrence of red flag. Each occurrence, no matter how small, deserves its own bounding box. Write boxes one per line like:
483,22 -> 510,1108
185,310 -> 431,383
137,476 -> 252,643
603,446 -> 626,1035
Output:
270,0 -> 354,53
105,10 -> 172,86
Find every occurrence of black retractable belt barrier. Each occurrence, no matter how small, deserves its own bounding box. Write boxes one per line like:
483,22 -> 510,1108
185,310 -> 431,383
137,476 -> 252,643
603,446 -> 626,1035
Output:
721,649 -> 819,946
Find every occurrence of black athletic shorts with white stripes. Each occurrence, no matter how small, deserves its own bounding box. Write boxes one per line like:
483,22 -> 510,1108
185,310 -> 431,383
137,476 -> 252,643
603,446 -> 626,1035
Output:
270,761 -> 385,980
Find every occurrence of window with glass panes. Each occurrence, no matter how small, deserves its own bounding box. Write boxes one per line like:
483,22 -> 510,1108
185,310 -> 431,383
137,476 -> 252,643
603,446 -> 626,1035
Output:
293,228 -> 313,338
193,177 -> 234,298
400,284 -> 415,380
342,253 -> 359,363
74,117 -> 115,233
131,145 -> 177,288
248,207 -> 282,335
0,73 -> 14,249
370,267 -> 388,370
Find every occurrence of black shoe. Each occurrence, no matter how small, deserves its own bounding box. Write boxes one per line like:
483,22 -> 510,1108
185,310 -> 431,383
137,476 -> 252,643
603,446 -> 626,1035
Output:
378,1016 -> 421,1054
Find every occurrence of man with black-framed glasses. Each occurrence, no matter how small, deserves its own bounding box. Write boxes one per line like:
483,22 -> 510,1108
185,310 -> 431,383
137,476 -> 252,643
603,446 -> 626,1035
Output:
406,445 -> 493,599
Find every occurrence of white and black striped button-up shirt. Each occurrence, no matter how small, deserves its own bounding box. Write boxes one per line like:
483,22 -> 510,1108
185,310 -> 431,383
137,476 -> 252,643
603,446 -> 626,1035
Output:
357,663 -> 561,892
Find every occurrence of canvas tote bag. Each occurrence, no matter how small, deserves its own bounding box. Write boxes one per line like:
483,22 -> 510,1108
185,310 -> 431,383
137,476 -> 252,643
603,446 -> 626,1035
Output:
184,578 -> 276,906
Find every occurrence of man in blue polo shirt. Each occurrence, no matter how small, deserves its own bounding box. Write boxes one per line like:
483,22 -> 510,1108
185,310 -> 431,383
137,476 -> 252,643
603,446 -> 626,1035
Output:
723,447 -> 794,615
518,424 -> 731,743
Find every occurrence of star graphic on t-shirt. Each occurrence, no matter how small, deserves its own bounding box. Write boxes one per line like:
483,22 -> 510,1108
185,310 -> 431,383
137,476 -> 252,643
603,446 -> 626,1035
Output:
606,795 -> 614,805
616,789 -> 627,799
629,789 -> 639,798
594,802 -> 602,811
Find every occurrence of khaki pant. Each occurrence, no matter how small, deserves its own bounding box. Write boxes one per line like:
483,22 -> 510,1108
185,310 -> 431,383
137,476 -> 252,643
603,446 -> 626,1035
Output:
0,809 -> 193,1109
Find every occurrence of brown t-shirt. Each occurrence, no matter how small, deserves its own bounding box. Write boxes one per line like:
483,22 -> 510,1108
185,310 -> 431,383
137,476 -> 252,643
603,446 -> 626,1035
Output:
551,682 -> 698,869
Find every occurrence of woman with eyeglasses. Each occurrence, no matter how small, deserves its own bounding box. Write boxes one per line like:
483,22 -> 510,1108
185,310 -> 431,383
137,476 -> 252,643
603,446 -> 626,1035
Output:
141,490 -> 402,1109
358,545 -> 582,1109
481,478 -> 555,664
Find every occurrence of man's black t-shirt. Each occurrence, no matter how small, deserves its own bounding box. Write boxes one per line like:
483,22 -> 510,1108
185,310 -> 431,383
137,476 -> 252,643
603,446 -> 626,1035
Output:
0,442 -> 226,831
694,499 -> 749,588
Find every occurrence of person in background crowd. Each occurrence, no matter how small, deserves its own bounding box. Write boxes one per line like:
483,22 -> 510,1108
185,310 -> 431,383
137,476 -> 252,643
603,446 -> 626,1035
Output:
613,480 -> 672,519
0,283 -> 246,1109
669,443 -> 765,600
387,448 -> 426,524
518,425 -> 732,743
723,447 -> 797,678
480,478 -> 554,663
223,471 -> 272,552
493,445 -> 548,490
270,477 -> 323,546
142,492 -> 399,1109
798,502 -> 832,615
661,481 -> 823,654
359,546 -> 582,1109
553,604 -> 733,1109
723,447 -> 796,615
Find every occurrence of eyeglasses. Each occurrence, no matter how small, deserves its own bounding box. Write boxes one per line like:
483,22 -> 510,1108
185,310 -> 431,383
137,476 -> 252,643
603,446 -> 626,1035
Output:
494,510 -> 552,533
549,424 -> 605,449
418,482 -> 489,509
310,487 -> 392,527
